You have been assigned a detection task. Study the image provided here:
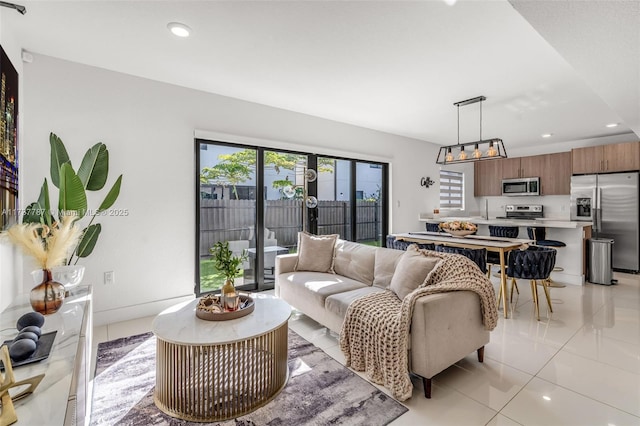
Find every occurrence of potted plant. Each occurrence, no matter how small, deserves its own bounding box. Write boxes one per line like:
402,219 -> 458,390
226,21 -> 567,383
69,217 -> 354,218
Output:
209,241 -> 247,311
24,133 -> 122,290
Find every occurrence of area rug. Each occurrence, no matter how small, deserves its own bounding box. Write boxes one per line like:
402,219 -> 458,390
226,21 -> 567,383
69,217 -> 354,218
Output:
91,329 -> 407,425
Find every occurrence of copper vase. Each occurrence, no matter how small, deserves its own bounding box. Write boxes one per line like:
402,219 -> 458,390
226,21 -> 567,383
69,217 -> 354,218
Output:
30,269 -> 65,315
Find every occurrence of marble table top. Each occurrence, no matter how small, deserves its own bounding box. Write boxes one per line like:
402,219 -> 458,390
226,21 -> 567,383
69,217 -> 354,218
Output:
152,294 -> 291,345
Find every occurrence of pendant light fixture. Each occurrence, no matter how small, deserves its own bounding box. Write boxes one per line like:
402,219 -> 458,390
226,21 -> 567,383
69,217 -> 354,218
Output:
436,96 -> 507,164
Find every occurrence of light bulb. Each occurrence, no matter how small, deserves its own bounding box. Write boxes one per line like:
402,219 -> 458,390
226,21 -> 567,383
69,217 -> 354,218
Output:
458,146 -> 467,160
487,141 -> 498,157
283,185 -> 296,199
445,147 -> 454,162
305,196 -> 318,209
473,143 -> 482,159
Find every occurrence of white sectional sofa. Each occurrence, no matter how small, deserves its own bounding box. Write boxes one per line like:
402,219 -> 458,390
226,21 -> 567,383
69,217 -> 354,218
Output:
275,238 -> 491,398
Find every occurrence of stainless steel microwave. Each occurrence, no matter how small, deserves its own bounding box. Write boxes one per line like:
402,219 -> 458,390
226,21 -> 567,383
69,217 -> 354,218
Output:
502,177 -> 540,196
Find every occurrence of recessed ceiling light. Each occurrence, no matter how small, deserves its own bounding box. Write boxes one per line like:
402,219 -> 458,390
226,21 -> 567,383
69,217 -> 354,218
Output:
542,133 -> 553,138
167,22 -> 191,38
605,123 -> 619,128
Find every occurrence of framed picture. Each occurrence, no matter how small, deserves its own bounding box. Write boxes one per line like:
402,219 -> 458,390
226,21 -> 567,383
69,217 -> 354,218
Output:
0,44 -> 18,230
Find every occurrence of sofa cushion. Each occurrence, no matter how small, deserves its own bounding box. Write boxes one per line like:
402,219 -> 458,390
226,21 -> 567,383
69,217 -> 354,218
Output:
278,271 -> 368,307
389,245 -> 440,300
372,247 -> 405,289
325,286 -> 385,320
333,240 -> 376,285
295,232 -> 338,273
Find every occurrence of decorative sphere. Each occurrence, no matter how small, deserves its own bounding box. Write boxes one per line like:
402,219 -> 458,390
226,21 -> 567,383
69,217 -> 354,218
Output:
9,338 -> 37,361
21,326 -> 42,337
14,331 -> 39,343
17,312 -> 45,330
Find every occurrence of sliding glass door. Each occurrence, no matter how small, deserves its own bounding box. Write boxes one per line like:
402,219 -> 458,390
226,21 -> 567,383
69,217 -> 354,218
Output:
196,140 -> 388,295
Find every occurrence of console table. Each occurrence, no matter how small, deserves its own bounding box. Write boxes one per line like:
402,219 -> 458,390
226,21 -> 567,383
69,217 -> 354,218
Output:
0,286 -> 92,426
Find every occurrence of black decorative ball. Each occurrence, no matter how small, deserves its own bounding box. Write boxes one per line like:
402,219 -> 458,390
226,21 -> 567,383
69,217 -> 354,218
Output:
9,338 -> 37,361
21,325 -> 42,337
14,331 -> 39,343
16,312 -> 45,330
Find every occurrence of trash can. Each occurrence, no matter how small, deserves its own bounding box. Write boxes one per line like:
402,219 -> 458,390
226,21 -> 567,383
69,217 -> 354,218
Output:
588,238 -> 614,285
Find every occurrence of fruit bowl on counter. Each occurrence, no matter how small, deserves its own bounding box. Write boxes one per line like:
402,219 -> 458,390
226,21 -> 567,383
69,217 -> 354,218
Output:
439,221 -> 478,237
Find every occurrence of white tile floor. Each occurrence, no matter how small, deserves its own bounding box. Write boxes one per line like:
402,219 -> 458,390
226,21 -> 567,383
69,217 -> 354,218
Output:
93,272 -> 640,425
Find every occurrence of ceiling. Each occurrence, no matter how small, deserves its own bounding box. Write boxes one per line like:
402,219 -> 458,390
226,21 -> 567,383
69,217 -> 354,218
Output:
3,0 -> 639,151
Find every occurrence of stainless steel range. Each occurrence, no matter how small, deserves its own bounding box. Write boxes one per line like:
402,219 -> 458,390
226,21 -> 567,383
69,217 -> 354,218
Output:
496,204 -> 543,220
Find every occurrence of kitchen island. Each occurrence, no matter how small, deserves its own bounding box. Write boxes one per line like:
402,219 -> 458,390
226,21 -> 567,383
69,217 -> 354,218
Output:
419,216 -> 592,285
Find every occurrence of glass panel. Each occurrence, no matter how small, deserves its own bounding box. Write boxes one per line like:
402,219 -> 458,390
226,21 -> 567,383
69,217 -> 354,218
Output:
356,162 -> 383,246
262,151 -> 307,288
317,158 -> 351,239
198,143 -> 257,294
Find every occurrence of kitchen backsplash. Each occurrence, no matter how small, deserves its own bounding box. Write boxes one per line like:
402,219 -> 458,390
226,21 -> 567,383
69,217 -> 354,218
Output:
425,195 -> 572,220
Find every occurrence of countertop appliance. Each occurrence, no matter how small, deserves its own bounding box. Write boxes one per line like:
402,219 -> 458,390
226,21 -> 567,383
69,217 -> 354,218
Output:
496,204 -> 544,220
571,172 -> 639,272
502,177 -> 540,196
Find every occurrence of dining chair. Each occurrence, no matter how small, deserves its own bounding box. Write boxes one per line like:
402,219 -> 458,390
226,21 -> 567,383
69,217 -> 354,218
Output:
386,235 -> 435,251
487,225 -> 520,301
506,246 -> 557,320
435,245 -> 487,274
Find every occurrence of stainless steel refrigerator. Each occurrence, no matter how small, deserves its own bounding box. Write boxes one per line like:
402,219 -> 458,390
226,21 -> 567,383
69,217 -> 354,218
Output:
570,172 -> 639,272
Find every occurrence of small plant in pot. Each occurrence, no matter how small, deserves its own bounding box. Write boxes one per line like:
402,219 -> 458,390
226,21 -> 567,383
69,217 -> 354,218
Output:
209,241 -> 247,311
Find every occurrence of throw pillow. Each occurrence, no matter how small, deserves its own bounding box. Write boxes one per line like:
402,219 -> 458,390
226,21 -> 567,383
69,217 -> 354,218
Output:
389,245 -> 440,300
294,232 -> 339,273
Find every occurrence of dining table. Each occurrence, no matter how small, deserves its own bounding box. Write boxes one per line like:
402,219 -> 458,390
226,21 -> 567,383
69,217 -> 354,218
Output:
393,231 -> 533,319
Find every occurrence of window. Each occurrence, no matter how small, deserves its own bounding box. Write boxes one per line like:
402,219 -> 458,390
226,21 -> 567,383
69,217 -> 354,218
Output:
440,170 -> 464,210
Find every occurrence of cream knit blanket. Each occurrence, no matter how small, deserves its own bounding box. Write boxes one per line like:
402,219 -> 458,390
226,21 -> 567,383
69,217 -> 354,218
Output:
339,249 -> 498,401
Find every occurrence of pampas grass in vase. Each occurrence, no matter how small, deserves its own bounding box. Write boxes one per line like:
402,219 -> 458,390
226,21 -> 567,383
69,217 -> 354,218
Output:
2,213 -> 82,314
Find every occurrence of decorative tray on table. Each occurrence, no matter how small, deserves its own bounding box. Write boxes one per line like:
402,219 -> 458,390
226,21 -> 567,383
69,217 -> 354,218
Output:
195,294 -> 255,321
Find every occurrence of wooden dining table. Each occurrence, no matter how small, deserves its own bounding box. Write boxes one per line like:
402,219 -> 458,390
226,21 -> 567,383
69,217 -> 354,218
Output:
393,231 -> 533,319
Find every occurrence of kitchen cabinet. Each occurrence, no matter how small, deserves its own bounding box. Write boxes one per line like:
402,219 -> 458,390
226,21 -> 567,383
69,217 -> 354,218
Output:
474,159 -> 502,196
474,152 -> 571,196
572,141 -> 640,174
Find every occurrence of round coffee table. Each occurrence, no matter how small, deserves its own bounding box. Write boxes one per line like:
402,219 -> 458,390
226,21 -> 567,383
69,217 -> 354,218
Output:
152,294 -> 291,422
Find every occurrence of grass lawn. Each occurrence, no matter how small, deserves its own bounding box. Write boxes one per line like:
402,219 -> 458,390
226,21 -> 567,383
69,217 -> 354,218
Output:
200,259 -> 244,292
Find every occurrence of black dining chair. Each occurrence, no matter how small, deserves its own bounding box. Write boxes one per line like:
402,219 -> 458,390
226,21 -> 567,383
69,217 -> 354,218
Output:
386,235 -> 435,251
527,226 -> 566,288
506,246 -> 557,320
487,225 -> 520,300
435,245 -> 487,274
425,223 -> 441,232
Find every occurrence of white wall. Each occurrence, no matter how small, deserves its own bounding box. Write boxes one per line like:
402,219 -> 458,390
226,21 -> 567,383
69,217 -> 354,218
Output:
0,9 -> 24,311
22,54 -> 442,325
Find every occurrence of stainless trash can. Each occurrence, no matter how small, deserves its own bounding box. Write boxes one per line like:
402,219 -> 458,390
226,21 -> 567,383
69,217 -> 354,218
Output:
588,238 -> 614,285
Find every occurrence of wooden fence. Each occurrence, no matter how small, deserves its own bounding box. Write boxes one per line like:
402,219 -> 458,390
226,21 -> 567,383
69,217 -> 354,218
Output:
199,199 -> 381,257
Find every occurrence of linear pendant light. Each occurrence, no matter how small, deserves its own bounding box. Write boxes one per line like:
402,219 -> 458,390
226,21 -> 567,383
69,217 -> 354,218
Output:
436,96 -> 507,165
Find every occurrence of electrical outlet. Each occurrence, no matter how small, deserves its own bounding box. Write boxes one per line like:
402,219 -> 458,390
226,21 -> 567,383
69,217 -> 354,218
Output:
104,271 -> 115,285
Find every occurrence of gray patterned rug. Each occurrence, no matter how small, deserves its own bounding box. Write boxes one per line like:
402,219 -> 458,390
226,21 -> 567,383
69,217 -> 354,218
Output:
91,329 -> 407,425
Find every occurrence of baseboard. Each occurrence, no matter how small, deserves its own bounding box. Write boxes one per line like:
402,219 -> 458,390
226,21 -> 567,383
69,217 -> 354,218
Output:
549,271 -> 584,286
93,294 -> 194,327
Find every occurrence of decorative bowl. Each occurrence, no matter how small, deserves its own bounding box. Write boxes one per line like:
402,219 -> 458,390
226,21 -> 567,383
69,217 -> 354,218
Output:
31,265 -> 85,290
446,230 -> 475,237
196,294 -> 255,321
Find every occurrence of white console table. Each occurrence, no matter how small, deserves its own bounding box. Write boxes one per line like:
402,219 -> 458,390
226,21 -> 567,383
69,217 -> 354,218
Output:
0,285 -> 92,426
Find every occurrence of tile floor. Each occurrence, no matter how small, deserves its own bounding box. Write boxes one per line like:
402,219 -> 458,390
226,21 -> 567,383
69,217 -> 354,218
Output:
93,272 -> 640,425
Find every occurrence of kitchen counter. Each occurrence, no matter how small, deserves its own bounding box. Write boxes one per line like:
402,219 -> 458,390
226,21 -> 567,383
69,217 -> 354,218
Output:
419,216 -> 592,229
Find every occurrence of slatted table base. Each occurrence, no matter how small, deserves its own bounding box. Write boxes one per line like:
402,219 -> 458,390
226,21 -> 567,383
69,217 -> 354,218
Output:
154,323 -> 288,422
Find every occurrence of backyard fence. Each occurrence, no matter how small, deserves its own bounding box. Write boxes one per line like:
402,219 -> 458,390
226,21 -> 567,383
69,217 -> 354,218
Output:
199,199 -> 381,257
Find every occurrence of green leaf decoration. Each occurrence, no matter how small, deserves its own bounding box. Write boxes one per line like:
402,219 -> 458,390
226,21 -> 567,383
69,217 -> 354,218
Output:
97,175 -> 123,212
76,224 -> 101,258
58,163 -> 87,217
36,178 -> 52,227
77,143 -> 109,191
50,133 -> 71,189
22,202 -> 44,224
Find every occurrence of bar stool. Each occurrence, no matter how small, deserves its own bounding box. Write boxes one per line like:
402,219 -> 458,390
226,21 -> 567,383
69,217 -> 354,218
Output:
527,227 -> 566,288
487,226 -> 520,300
386,235 -> 435,251
506,246 -> 557,320
426,223 -> 441,232
435,245 -> 487,274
